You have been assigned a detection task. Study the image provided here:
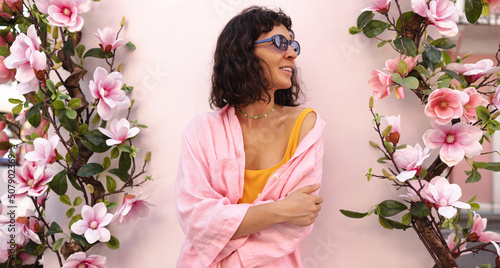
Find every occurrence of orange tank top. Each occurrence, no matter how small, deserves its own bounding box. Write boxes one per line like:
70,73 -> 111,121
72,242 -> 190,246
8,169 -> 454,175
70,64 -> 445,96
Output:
238,108 -> 314,204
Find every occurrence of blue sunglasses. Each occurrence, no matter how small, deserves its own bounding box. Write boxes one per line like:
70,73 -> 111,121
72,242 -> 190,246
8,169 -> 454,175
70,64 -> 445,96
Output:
253,34 -> 301,56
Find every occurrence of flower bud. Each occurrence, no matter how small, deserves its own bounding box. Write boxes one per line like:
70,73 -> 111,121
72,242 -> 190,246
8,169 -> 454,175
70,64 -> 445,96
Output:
381,125 -> 393,137
35,69 -> 45,81
129,99 -> 135,109
145,151 -> 151,162
52,62 -> 63,70
492,111 -> 500,120
121,16 -> 126,26
382,169 -> 392,178
16,217 -> 28,224
385,132 -> 400,144
369,141 -> 379,148
467,232 -> 479,242
388,175 -> 397,181
52,26 -> 59,40
87,184 -> 94,194
55,40 -> 63,50
369,96 -> 374,109
117,63 -> 124,72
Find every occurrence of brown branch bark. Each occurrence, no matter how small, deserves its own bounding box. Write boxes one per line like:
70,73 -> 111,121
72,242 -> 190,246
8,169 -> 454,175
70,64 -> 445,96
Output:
414,216 -> 458,268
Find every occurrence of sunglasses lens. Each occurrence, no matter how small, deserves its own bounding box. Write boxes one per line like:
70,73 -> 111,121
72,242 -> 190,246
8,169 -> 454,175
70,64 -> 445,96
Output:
273,35 -> 287,51
290,41 -> 300,55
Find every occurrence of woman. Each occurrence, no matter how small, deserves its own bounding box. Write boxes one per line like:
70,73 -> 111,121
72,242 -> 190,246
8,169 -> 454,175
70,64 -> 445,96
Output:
175,6 -> 325,267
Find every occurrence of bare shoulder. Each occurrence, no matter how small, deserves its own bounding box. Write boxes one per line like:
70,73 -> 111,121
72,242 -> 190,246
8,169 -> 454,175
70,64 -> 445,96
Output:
298,109 -> 317,143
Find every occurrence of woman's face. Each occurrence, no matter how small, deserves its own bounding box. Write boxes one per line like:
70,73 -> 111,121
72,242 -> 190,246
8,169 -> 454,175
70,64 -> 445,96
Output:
254,24 -> 298,92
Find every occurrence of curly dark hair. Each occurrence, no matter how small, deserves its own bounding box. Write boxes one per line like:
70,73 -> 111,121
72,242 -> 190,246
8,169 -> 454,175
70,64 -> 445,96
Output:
209,6 -> 303,109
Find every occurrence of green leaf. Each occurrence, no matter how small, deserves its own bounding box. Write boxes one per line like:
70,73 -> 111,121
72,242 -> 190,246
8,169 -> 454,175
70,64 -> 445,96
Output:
68,173 -> 82,191
8,98 -> 23,104
349,26 -> 362,34
109,168 -> 130,182
77,163 -> 104,177
26,103 -> 41,126
49,170 -> 68,195
362,20 -> 387,38
357,11 -> 374,29
413,65 -> 430,77
402,212 -> 412,225
52,238 -> 64,251
473,161 -> 489,169
442,51 -> 452,65
106,175 -> 117,194
378,215 -> 410,230
63,38 -> 75,56
103,156 -> 111,170
464,0 -> 483,23
485,162 -> 500,171
477,264 -> 492,268
106,235 -> 120,250
118,144 -> 133,153
46,79 -> 56,93
65,109 -> 77,120
71,233 -> 92,247
53,100 -> 65,110
92,112 -> 101,124
66,207 -> 75,218
110,147 -> 120,159
441,69 -> 467,86
76,44 -> 86,59
46,222 -> 63,236
377,200 -> 407,217
394,37 -> 417,57
340,209 -> 368,218
398,60 -> 408,75
12,103 -> 22,114
81,129 -> 111,153
476,105 -> 491,122
73,197 -> 83,206
126,41 -> 136,50
395,11 -> 414,33
391,72 -> 403,84
57,109 -> 77,132
68,98 -> 81,108
0,45 -> 9,57
119,152 -> 131,172
465,168 -> 482,183
402,77 -> 419,89
59,194 -> 71,206
429,38 -> 456,49
410,202 -> 430,217
83,47 -> 106,59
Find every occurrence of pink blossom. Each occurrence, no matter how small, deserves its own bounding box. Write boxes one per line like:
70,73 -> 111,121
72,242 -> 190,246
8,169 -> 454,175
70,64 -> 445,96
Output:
361,0 -> 391,14
24,135 -> 59,166
424,88 -> 469,125
384,55 -> 419,76
382,115 -> 401,143
0,131 -> 9,157
0,209 -> 42,244
14,163 -> 54,197
62,252 -> 107,268
113,192 -> 155,224
412,0 -> 458,37
98,118 -> 140,146
468,212 -> 500,243
0,121 -> 5,131
462,87 -> 488,123
95,27 -> 127,54
71,203 -> 113,244
492,241 -> 500,267
0,0 -> 23,20
446,233 -> 467,255
400,179 -> 431,202
423,122 -> 483,166
447,59 -> 500,83
368,69 -> 392,100
0,56 -> 15,84
35,0 -> 91,32
426,176 -> 471,218
3,25 -> 46,94
487,0 -> 500,7
394,143 -> 431,182
89,67 -> 130,121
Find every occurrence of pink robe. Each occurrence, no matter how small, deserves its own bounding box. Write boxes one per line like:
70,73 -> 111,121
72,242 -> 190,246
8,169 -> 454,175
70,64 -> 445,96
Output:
175,105 -> 325,267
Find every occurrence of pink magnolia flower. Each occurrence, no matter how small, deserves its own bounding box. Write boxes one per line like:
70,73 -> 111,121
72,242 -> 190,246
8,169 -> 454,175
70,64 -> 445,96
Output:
89,67 -> 130,121
393,143 -> 431,182
400,179 -> 431,202
426,176 -> 471,218
447,59 -> 500,83
71,203 -> 113,244
423,122 -> 483,166
0,236 -> 10,263
0,209 -> 42,244
35,0 -> 91,32
62,252 -> 106,268
368,69 -> 392,100
382,115 -> 401,143
492,241 -> 500,268
0,131 -> 9,157
95,27 -> 127,54
3,25 -> 46,94
462,87 -> 488,123
0,56 -> 15,84
424,88 -> 469,125
14,163 -> 54,197
361,0 -> 391,14
446,233 -> 467,255
98,118 -> 140,146
0,0 -> 23,20
467,212 -> 500,243
113,192 -> 155,224
24,135 -> 59,166
487,0 -> 500,7
384,55 -> 419,76
411,0 -> 458,37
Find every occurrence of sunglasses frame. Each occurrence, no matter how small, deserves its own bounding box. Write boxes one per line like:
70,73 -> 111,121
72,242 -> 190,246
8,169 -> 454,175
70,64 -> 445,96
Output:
253,34 -> 300,56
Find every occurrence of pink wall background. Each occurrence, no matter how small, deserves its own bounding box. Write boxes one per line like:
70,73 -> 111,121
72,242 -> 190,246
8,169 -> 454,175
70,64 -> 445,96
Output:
38,0 -> 487,267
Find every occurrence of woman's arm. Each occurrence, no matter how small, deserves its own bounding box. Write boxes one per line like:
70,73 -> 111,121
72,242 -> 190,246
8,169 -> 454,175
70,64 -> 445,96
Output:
231,183 -> 323,239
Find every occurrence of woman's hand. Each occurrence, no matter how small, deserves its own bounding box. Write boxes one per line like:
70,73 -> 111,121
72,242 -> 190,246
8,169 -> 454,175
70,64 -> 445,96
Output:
277,184 -> 323,226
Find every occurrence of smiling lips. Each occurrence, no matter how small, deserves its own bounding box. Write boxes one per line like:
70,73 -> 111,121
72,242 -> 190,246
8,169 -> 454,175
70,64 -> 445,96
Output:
280,66 -> 293,74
